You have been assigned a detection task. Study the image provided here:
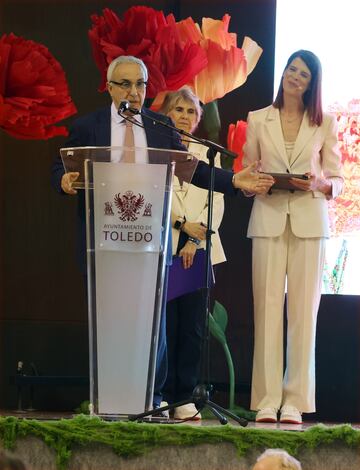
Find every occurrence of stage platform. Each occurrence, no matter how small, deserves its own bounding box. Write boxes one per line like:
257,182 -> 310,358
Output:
0,410 -> 360,470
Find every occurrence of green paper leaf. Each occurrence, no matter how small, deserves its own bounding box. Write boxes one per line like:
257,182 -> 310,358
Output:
202,100 -> 221,143
212,300 -> 228,332
209,313 -> 226,345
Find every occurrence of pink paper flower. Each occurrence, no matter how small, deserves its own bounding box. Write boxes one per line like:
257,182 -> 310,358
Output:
175,15 -> 262,103
151,14 -> 262,108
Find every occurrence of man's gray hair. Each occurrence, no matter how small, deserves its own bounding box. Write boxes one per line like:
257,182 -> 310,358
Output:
257,449 -> 302,470
107,56 -> 148,82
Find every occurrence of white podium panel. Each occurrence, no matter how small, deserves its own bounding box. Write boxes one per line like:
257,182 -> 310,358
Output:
60,146 -> 198,419
93,163 -> 167,415
95,251 -> 159,414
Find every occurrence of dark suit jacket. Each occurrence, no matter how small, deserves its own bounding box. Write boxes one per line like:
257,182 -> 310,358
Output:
51,105 -> 235,269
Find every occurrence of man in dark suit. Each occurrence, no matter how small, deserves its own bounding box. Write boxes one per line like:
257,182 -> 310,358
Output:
51,55 -> 273,412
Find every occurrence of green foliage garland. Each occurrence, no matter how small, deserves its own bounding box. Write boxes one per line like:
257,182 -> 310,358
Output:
0,416 -> 359,469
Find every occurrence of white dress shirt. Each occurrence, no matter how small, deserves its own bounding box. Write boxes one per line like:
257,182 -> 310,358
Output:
110,102 -> 148,163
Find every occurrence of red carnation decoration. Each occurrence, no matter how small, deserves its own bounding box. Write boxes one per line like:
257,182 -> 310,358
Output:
88,6 -> 207,98
227,120 -> 247,172
0,33 -> 77,140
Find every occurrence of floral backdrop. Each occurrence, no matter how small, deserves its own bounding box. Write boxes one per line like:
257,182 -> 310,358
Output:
328,99 -> 360,236
324,99 -> 360,294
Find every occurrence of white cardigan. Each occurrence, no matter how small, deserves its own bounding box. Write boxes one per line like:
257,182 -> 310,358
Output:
171,141 -> 226,265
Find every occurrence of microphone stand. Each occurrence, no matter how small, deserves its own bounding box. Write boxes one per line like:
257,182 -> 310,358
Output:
125,105 -> 247,426
118,102 -> 237,160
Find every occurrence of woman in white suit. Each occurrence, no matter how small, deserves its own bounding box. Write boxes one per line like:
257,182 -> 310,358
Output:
243,50 -> 343,424
159,87 -> 226,420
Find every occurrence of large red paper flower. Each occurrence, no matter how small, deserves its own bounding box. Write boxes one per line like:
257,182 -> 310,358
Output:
0,33 -> 77,140
88,6 -> 207,98
227,120 -> 247,172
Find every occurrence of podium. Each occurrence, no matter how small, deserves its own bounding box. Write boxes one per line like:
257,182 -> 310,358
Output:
60,146 -> 198,418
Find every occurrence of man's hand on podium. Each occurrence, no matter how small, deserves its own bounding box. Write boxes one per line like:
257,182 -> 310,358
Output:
232,162 -> 274,195
61,172 -> 80,195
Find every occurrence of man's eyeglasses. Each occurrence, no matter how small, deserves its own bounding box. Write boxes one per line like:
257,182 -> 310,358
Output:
110,80 -> 147,91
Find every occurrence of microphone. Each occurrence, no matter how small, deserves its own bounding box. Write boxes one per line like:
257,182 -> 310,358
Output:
118,101 -> 140,115
118,100 -> 130,113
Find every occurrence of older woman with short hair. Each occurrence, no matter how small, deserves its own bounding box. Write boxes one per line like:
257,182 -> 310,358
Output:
159,87 -> 226,420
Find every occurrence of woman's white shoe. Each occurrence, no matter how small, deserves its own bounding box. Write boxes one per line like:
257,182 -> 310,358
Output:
255,407 -> 278,423
280,406 -> 302,424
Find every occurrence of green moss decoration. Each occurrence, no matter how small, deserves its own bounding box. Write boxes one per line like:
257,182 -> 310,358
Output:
0,416 -> 359,469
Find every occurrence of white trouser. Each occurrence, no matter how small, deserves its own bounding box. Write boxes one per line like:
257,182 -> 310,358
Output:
250,218 -> 325,412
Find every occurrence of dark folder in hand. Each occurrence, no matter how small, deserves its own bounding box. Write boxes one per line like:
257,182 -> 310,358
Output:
262,172 -> 309,190
167,249 -> 213,302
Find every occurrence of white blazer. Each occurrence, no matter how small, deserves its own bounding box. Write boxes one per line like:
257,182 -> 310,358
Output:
243,105 -> 343,238
171,141 -> 226,265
